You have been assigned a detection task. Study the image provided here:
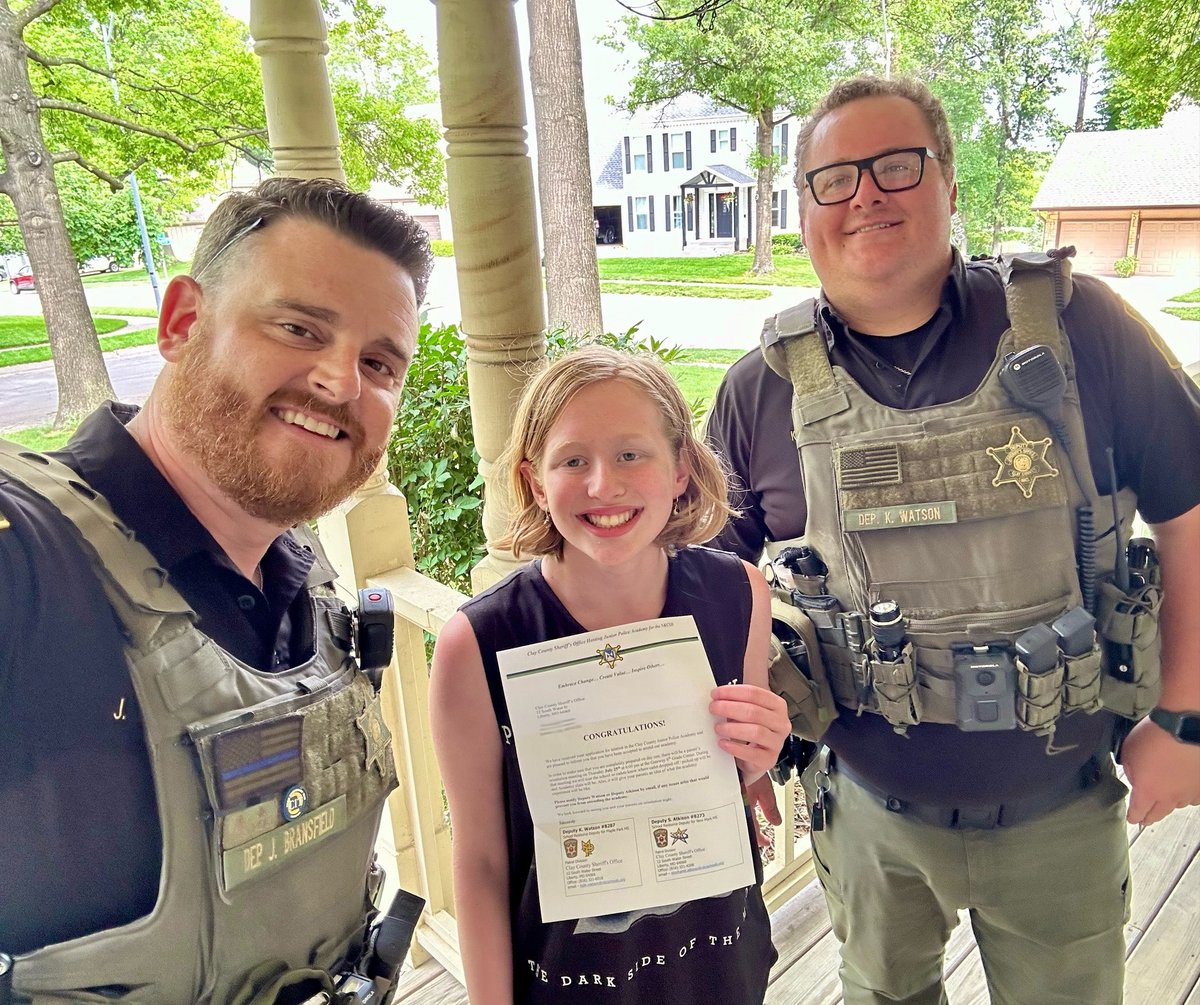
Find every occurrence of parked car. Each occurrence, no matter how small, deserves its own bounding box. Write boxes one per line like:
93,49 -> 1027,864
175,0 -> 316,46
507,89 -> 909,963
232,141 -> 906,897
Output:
10,266 -> 35,294
79,255 -> 122,275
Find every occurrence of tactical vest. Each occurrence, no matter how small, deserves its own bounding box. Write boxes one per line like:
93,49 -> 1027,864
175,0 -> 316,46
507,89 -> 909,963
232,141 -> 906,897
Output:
760,252 -> 1162,740
0,441 -> 398,1004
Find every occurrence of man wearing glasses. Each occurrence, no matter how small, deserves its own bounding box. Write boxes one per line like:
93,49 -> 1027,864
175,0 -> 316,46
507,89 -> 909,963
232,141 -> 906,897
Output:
707,76 -> 1200,1003
0,178 -> 433,1001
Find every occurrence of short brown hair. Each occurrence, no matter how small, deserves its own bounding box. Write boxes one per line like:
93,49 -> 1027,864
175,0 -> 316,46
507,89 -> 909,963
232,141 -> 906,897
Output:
192,176 -> 433,304
794,76 -> 955,195
496,345 -> 735,559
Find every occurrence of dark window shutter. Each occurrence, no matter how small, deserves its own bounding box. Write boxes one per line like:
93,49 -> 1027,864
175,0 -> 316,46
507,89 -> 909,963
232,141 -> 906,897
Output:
664,193 -> 672,232
686,131 -> 693,170
628,196 -> 634,230
663,133 -> 670,172
649,195 -> 655,232
646,135 -> 653,174
781,189 -> 788,229
710,129 -> 717,153
781,122 -> 789,162
730,127 -> 737,151
624,137 -> 631,174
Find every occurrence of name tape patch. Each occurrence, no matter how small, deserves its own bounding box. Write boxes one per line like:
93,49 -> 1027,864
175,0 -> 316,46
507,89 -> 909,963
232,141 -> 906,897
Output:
223,794 -> 347,890
844,500 -> 958,531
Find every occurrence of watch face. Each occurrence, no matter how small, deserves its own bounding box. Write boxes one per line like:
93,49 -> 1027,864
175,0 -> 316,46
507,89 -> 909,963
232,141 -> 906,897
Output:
1179,716 -> 1200,744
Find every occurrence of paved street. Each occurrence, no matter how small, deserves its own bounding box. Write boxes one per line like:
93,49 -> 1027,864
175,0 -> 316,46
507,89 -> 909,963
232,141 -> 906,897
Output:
1,263 -> 1196,432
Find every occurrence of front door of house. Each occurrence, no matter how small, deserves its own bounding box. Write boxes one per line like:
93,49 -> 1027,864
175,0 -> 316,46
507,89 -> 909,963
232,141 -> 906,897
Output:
716,192 -> 733,238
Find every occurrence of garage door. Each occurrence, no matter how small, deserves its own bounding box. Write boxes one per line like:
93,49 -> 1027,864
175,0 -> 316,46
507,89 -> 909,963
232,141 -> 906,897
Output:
1058,220 -> 1128,275
1137,220 -> 1200,277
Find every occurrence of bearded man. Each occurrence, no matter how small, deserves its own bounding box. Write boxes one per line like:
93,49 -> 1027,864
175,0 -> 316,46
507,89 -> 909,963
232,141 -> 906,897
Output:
0,177 -> 433,1002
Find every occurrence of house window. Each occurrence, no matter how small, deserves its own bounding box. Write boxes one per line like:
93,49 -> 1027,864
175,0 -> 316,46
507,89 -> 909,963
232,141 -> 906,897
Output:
672,195 -> 683,230
771,191 -> 780,228
670,133 -> 686,169
772,125 -> 784,161
717,128 -> 731,152
632,150 -> 647,172
635,196 -> 649,231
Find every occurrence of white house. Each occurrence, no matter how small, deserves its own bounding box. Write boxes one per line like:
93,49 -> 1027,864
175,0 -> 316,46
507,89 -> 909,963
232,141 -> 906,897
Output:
593,95 -> 801,255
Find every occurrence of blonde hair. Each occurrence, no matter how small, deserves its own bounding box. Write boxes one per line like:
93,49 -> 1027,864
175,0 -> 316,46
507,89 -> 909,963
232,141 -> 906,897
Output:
496,345 -> 734,559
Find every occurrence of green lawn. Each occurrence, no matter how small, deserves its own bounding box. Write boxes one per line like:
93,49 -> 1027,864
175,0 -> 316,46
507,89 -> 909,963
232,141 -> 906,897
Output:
3,423 -> 78,451
81,262 -> 188,286
667,348 -> 751,418
92,305 -> 160,318
1163,306 -> 1200,321
0,324 -> 156,368
0,315 -> 126,351
1168,287 -> 1200,303
600,281 -> 770,300
598,253 -> 818,287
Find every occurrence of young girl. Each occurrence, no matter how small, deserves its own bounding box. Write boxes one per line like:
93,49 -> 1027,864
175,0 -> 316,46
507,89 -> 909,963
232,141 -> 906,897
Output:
430,346 -> 789,1004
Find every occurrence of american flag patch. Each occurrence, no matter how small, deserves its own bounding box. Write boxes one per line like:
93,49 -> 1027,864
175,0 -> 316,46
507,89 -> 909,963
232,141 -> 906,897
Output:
211,715 -> 304,811
839,444 -> 902,489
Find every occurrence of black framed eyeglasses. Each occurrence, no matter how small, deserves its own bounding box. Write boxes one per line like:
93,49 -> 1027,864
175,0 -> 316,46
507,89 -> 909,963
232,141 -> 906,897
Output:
804,147 -> 940,206
193,215 -> 265,280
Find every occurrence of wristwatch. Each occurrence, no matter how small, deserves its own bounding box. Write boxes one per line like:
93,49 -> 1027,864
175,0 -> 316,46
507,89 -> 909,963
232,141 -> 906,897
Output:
1148,707 -> 1200,745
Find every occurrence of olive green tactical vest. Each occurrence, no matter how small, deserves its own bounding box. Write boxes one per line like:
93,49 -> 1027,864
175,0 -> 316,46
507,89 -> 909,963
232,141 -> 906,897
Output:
0,441 -> 398,1004
760,252 -> 1158,733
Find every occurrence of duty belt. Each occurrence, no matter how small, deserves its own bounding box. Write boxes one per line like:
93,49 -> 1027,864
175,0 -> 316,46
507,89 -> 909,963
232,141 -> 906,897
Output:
830,751 -> 1106,830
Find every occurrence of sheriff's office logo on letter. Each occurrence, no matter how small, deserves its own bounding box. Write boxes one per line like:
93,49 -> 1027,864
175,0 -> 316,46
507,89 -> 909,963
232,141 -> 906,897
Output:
986,425 -> 1059,499
564,837 -> 579,859
596,642 -> 623,669
653,827 -> 669,848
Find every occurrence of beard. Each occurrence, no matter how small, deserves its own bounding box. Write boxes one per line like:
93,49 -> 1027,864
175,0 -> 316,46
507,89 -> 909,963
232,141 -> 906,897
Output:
160,327 -> 387,526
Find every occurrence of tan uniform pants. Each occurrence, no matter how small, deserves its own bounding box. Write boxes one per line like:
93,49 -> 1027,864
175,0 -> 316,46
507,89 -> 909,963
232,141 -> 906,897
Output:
801,758 -> 1131,1004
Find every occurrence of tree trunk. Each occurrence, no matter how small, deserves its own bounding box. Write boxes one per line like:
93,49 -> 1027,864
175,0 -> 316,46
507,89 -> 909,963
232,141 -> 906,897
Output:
0,12 -> 116,427
750,107 -> 775,276
1074,62 -> 1089,131
527,0 -> 603,337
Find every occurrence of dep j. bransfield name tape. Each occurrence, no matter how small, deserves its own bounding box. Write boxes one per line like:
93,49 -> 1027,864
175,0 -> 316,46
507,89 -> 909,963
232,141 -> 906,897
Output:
223,794 -> 347,890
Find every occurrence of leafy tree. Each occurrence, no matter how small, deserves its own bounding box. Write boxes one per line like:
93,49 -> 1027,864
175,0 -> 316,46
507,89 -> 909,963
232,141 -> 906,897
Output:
1053,0 -> 1114,131
1099,0 -> 1200,127
55,162 -> 165,265
606,0 -> 855,275
327,16 -> 443,201
0,0 -> 443,426
886,0 -> 1062,255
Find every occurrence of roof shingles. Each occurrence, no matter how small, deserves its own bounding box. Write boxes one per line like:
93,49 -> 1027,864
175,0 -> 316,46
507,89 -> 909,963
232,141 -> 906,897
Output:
1033,117 -> 1200,210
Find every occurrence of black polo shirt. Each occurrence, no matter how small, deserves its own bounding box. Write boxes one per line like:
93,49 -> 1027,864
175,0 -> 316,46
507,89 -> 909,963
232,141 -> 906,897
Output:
706,253 -> 1200,804
0,403 -> 318,954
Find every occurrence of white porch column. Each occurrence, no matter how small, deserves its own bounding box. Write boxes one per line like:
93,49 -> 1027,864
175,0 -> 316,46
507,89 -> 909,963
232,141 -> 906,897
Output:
249,0 -> 344,180
435,0 -> 547,593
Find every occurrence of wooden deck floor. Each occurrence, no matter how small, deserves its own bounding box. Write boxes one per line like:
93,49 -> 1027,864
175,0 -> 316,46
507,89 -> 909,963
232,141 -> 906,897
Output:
390,801 -> 1200,1004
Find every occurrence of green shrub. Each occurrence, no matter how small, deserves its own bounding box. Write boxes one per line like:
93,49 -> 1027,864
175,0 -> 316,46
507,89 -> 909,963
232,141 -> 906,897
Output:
1114,256 -> 1137,278
388,317 -> 483,593
771,232 -> 804,254
390,318 -> 694,592
430,239 -> 454,257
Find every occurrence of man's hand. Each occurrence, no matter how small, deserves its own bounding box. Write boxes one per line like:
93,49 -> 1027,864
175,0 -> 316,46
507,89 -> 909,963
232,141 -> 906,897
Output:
710,682 -> 791,782
1121,715 -> 1200,826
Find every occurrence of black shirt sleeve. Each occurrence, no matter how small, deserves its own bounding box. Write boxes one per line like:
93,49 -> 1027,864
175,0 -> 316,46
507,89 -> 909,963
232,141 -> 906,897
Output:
705,349 -> 801,562
1066,275 -> 1200,523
